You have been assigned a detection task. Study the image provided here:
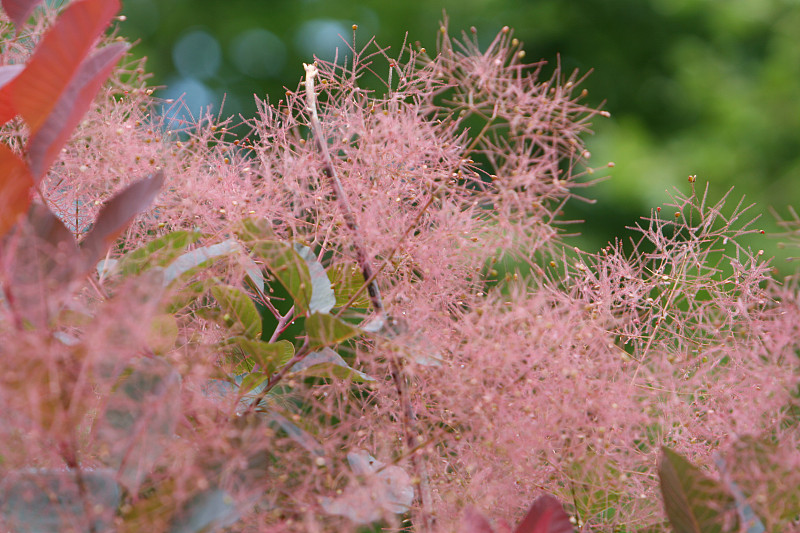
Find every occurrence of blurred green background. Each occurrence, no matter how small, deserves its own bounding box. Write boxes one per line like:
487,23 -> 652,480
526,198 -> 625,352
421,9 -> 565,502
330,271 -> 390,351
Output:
118,0 -> 800,270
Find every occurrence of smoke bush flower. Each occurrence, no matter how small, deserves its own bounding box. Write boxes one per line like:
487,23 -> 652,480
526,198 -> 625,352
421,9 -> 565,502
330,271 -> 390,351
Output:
1,4 -> 799,532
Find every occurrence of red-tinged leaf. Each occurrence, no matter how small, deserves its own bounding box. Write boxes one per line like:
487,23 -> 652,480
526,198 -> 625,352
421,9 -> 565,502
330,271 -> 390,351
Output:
79,171 -> 164,268
460,507 -> 496,533
1,0 -> 43,29
0,144 -> 33,237
9,0 -> 120,133
25,203 -> 78,254
27,42 -> 128,179
6,203 -> 80,326
19,203 -> 81,284
658,447 -> 736,533
513,495 -> 575,533
0,64 -> 24,125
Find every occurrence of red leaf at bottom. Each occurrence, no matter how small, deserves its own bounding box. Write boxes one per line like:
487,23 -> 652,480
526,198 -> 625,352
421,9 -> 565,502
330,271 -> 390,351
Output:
513,494 -> 575,533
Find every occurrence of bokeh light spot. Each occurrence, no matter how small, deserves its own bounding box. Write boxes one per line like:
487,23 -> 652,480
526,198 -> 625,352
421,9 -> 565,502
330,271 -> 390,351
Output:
230,29 -> 287,79
294,19 -> 350,62
172,30 -> 222,80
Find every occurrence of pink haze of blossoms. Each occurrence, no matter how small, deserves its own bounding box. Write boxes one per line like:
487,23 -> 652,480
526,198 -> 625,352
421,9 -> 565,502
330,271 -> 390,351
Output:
1,5 -> 799,532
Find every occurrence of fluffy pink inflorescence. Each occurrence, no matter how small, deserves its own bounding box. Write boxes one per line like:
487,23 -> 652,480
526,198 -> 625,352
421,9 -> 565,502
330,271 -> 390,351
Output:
1,8 -> 799,532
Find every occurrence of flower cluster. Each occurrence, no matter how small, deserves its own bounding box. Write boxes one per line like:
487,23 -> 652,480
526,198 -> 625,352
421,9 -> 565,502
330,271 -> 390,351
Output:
1,3 -> 799,532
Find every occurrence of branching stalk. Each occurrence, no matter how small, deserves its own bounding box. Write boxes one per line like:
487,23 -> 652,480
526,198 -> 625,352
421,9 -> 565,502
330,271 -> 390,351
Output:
303,63 -> 385,320
303,63 -> 435,531
334,193 -> 437,319
247,338 -> 311,412
268,305 -> 295,343
59,440 -> 97,533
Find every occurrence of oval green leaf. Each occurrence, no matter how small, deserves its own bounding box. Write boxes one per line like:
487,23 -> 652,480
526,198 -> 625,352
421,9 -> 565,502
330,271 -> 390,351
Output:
289,347 -> 374,382
222,337 -> 294,374
306,312 -> 362,350
658,446 -> 737,533
211,285 -> 262,339
117,230 -> 202,277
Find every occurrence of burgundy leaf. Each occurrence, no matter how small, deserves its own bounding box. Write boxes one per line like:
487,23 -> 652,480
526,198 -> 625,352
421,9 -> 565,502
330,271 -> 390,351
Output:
27,41 -> 128,179
24,203 -> 78,254
79,171 -> 164,269
460,507 -> 496,533
0,144 -> 33,237
6,203 -> 80,327
513,495 -> 575,533
1,0 -> 43,29
21,203 -> 81,285
9,0 -> 120,133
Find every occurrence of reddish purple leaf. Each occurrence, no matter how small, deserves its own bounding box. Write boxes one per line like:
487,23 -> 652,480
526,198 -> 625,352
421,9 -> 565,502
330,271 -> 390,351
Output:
21,203 -> 81,285
0,64 -> 24,125
513,495 -> 575,533
6,203 -> 81,326
27,41 -> 128,180
0,144 -> 33,237
9,0 -> 120,133
79,171 -> 164,268
1,0 -> 43,29
460,507 -> 496,533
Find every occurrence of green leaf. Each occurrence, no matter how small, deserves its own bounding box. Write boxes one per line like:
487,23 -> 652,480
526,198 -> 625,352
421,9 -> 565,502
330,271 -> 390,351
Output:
238,221 -> 336,314
294,244 -> 335,313
222,337 -> 294,374
165,278 -> 218,314
319,450 -> 414,524
266,412 -> 325,457
729,435 -> 800,523
289,347 -> 374,382
147,313 -> 179,355
163,239 -> 240,286
566,455 -> 624,524
251,240 -> 313,313
234,216 -> 275,243
242,255 -> 265,293
117,231 -> 202,277
54,308 -> 93,327
119,481 -> 239,533
0,468 -> 120,533
713,455 -> 765,533
328,262 -> 371,308
306,312 -> 362,350
118,479 -> 176,532
98,358 -> 179,492
211,285 -> 262,339
658,446 -> 737,533
238,372 -> 269,395
168,489 -> 239,533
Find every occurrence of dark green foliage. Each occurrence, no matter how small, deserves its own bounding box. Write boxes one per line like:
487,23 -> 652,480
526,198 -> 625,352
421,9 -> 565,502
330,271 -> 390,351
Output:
658,447 -> 737,533
0,469 -> 120,533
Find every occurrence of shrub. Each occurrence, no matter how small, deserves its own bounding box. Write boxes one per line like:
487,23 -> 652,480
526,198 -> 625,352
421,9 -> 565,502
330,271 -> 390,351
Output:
1,2 -> 798,532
